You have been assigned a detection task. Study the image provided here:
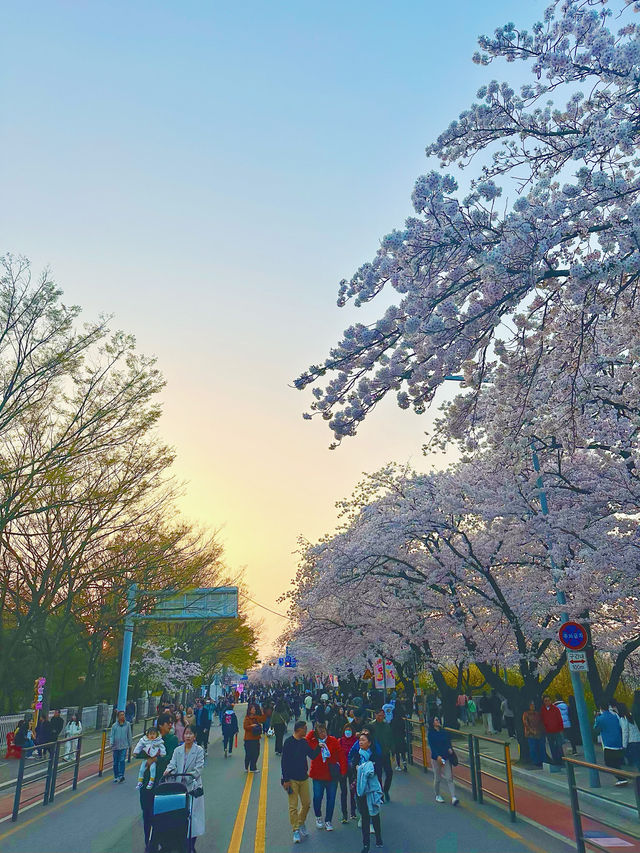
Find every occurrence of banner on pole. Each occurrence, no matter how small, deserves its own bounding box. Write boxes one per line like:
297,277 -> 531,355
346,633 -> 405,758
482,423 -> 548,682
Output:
374,658 -> 396,688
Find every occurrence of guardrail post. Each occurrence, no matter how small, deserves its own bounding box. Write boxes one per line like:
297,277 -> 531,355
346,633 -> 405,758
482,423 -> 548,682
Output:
504,742 -> 516,822
564,760 -> 586,853
633,773 -> 640,821
473,736 -> 483,804
43,742 -> 56,804
48,740 -> 61,804
11,751 -> 26,821
405,719 -> 413,766
98,731 -> 107,777
72,735 -> 82,790
468,734 -> 477,802
420,722 -> 429,773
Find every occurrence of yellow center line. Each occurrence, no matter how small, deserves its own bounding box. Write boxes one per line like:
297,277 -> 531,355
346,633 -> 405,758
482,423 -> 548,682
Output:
226,760 -> 254,853
254,737 -> 269,853
463,800 -> 550,853
0,776 -> 111,842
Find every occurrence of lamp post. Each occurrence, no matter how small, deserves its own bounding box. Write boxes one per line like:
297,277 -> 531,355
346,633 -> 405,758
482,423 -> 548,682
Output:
443,376 -> 599,787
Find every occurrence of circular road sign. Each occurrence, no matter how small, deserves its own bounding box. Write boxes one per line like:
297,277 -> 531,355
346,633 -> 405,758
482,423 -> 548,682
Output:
559,621 -> 588,651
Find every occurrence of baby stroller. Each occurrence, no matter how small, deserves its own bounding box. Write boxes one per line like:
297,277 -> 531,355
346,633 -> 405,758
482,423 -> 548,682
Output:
149,773 -> 194,853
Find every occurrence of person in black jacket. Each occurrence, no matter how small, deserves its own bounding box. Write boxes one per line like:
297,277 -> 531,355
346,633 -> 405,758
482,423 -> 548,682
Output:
194,701 -> 211,753
281,721 -> 320,844
221,704 -> 239,757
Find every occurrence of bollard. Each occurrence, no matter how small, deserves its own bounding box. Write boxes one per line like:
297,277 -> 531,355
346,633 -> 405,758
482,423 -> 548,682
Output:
98,730 -> 107,777
72,736 -> 82,790
420,722 -> 429,773
474,736 -> 483,804
12,752 -> 26,822
564,760 -> 586,853
504,742 -> 516,822
468,734 -> 477,802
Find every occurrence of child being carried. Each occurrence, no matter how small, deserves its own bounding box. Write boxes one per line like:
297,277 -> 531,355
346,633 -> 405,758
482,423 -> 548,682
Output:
134,727 -> 167,789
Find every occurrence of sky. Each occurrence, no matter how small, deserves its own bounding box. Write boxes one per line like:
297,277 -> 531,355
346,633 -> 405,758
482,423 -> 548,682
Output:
2,0 -> 546,656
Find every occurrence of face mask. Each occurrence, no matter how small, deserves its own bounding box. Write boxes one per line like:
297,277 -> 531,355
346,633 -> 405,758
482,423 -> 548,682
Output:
344,730 -> 352,738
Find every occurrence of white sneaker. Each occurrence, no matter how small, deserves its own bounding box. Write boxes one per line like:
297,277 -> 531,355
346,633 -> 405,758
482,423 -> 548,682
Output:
435,795 -> 445,803
325,821 -> 334,831
615,779 -> 629,786
293,831 -> 301,843
452,797 -> 460,806
315,817 -> 324,829
299,824 -> 308,837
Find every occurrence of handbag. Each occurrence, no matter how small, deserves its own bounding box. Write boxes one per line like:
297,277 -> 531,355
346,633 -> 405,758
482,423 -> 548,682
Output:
449,749 -> 459,767
267,727 -> 275,737
251,724 -> 262,737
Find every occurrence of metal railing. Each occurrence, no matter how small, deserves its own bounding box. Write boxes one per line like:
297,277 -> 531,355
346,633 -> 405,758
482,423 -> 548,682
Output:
404,717 -> 429,772
9,735 -> 83,821
564,756 -> 640,853
445,728 -> 516,822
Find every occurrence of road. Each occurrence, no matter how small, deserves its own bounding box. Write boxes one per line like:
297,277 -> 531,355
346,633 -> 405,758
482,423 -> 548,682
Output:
0,723 -> 575,853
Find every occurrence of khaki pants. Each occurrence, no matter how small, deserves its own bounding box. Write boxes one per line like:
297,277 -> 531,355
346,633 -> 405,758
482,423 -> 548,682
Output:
287,778 -> 311,830
432,759 -> 456,800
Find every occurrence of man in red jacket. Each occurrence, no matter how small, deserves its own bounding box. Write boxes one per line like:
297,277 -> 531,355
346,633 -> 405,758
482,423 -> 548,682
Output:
540,695 -> 564,765
305,723 -> 345,832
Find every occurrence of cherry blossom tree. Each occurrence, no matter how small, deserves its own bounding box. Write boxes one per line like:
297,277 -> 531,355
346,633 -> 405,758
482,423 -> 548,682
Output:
133,641 -> 203,696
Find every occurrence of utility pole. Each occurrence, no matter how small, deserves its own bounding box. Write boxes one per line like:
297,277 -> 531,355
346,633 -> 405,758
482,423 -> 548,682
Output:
531,444 -> 599,788
117,584 -> 137,713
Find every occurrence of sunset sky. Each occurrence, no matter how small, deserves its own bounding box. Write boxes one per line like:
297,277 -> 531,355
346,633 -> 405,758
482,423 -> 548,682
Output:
2,0 -> 540,654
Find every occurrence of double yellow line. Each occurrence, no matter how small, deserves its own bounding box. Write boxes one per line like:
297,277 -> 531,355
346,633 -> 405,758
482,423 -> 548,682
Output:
226,737 -> 270,853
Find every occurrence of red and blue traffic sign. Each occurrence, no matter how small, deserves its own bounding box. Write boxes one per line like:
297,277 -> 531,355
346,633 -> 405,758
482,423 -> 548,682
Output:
558,621 -> 588,651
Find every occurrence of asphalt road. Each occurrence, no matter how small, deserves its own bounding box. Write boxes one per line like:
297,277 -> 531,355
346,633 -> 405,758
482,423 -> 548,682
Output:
0,723 -> 576,853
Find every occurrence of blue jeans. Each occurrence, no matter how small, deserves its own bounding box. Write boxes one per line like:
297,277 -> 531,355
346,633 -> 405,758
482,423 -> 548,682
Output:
627,742 -> 640,771
112,748 -> 127,779
528,737 -> 546,765
312,779 -> 337,822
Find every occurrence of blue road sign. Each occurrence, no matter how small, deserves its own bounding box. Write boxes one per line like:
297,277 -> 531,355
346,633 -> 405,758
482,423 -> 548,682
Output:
559,621 -> 588,651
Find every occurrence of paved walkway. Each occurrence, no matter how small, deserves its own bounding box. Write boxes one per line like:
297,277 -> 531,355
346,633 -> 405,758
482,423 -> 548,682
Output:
0,715 -> 574,853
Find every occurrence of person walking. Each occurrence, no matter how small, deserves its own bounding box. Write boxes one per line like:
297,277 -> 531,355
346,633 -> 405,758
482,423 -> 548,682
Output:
427,716 -> 459,806
554,694 -> 577,754
222,704 -> 239,757
139,713 -> 178,851
281,720 -> 321,844
370,708 -> 394,801
50,710 -> 65,745
540,695 -> 565,765
467,696 -> 477,726
595,703 -> 627,784
243,703 -> 267,772
339,723 -> 358,822
306,722 -> 343,831
194,701 -> 211,754
174,710 -> 186,743
109,710 -> 132,783
271,698 -> 291,755
304,693 -> 313,722
185,706 -> 196,730
617,702 -> 640,771
125,699 -> 137,725
501,696 -> 516,738
163,726 -> 205,852
352,730 -> 384,852
63,713 -> 82,761
390,700 -> 408,771
456,693 -> 468,725
479,694 -> 494,734
522,701 -> 547,767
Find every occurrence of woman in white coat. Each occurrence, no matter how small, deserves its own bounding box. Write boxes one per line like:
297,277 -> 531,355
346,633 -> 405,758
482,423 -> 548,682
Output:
163,725 -> 205,852
63,714 -> 82,761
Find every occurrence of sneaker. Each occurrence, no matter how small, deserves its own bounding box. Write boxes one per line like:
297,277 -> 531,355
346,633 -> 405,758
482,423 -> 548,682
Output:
119,776 -> 125,783
615,779 -> 629,786
293,831 -> 301,844
341,816 -> 349,824
325,822 -> 334,831
351,814 -> 358,821
253,769 -> 260,773
136,782 -> 143,789
395,765 -> 402,771
452,797 -> 460,806
299,824 -> 308,838
435,795 -> 445,803
315,817 -> 324,829
376,843 -> 384,849
403,764 -> 408,772
146,782 -> 154,790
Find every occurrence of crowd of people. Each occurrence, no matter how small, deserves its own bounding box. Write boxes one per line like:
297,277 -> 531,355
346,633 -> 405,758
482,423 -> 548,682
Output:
12,709 -> 82,761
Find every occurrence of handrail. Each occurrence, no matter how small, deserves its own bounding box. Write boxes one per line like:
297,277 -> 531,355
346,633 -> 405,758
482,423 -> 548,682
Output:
563,756 -> 640,853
